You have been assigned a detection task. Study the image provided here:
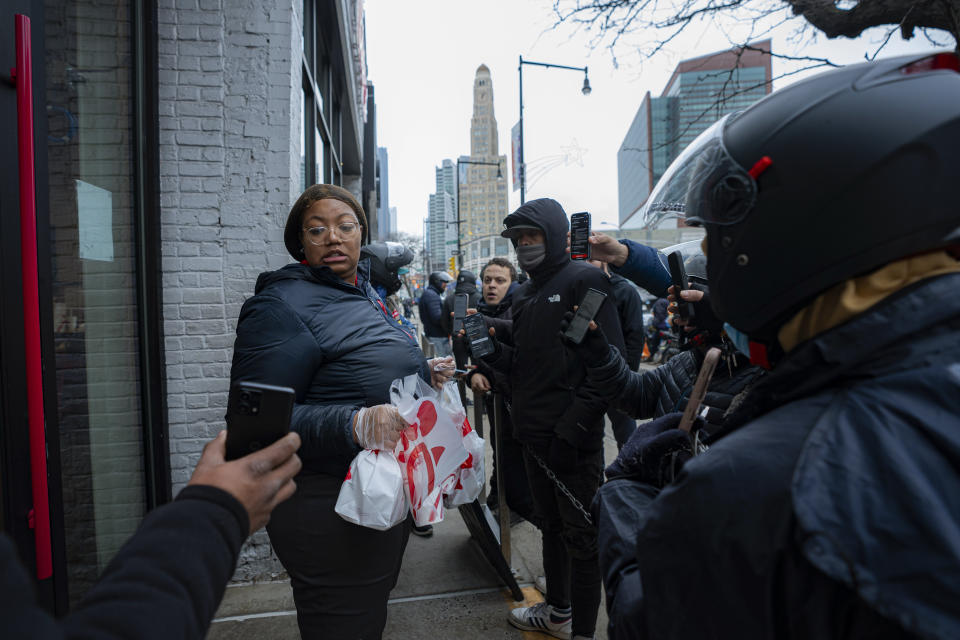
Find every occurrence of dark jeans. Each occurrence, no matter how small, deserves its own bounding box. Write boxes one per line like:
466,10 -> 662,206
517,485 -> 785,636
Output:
266,471 -> 411,639
484,396 -> 537,525
523,445 -> 603,637
608,407 -> 637,450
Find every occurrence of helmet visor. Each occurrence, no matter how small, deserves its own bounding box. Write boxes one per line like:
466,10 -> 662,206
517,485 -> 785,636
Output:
640,114 -> 756,228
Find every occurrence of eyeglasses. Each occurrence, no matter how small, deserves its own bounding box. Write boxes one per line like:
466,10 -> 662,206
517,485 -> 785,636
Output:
302,222 -> 361,245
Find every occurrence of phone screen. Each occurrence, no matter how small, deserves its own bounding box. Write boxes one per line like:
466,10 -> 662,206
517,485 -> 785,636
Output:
453,293 -> 468,333
463,313 -> 494,359
225,382 -> 294,460
570,212 -> 591,260
564,288 -> 607,345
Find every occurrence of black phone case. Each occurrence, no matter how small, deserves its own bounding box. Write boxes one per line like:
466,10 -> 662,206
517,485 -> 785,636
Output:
225,382 -> 294,461
453,293 -> 469,334
463,313 -> 494,359
570,212 -> 591,260
668,251 -> 694,322
563,288 -> 607,345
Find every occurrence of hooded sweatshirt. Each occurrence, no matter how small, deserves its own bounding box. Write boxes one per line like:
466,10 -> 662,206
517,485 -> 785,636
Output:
492,198 -> 626,450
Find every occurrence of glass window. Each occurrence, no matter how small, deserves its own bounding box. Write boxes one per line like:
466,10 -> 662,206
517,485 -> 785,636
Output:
44,0 -> 144,606
300,86 -> 307,192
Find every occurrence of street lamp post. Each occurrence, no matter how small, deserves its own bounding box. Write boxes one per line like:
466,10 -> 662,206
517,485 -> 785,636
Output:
453,158 -> 503,270
518,56 -> 591,204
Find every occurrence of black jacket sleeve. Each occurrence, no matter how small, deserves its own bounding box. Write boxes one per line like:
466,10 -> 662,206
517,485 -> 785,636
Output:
585,346 -> 673,419
2,486 -> 248,640
613,279 -> 646,369
231,294 -> 361,460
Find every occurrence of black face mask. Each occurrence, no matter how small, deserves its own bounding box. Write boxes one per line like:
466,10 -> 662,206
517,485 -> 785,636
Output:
516,244 -> 546,271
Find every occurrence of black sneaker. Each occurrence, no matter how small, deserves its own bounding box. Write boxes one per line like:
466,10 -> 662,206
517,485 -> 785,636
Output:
411,524 -> 434,537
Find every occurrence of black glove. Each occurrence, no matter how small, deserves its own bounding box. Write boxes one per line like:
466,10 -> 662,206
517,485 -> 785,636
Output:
559,310 -> 611,368
605,412 -> 701,487
548,437 -> 579,475
688,284 -> 724,336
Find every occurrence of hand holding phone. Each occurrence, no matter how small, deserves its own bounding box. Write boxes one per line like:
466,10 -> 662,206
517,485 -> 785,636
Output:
570,212 -> 591,260
453,293 -> 468,333
463,313 -> 495,359
678,347 -> 721,434
225,382 -> 295,461
563,288 -> 607,345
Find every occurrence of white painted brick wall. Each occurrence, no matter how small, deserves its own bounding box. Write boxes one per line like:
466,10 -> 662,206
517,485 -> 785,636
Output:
158,0 -> 303,581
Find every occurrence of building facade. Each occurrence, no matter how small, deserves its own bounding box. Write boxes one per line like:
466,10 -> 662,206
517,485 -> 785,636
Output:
426,159 -> 457,273
617,40 -> 772,246
0,0 -> 381,614
376,146 -> 391,240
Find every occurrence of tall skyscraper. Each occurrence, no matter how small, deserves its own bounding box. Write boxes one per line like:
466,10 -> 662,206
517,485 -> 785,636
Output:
376,147 -> 390,240
460,65 -> 510,274
427,159 -> 457,272
618,41 -> 773,241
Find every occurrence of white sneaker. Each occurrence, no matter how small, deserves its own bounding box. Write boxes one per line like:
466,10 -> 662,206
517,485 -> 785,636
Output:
508,601 -> 572,639
535,575 -> 547,595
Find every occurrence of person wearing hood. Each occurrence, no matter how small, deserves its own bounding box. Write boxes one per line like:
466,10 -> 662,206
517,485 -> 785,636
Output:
484,198 -> 625,640
419,271 -> 453,356
229,184 -> 454,639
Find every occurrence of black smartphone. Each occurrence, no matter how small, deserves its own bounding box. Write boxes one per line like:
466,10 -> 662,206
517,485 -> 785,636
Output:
563,288 -> 608,345
225,382 -> 295,461
668,250 -> 695,324
570,211 -> 591,260
453,293 -> 469,334
462,312 -> 494,359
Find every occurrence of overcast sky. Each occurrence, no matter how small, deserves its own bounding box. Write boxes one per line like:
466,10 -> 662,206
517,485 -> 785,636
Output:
364,0 -> 947,235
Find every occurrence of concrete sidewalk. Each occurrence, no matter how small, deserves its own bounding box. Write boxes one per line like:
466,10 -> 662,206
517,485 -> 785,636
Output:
206,381 -> 636,639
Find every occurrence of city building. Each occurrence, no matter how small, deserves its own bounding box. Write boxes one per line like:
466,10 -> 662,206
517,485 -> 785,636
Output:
459,64 -> 511,275
0,0 -> 381,613
426,159 -> 457,273
617,40 -> 772,247
376,146 -> 391,240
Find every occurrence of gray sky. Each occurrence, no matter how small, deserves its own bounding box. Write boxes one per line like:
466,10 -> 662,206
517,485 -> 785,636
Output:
365,0 -> 945,235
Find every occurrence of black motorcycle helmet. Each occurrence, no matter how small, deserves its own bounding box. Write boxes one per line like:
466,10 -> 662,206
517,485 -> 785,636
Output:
428,271 -> 453,290
641,52 -> 960,340
360,242 -> 413,295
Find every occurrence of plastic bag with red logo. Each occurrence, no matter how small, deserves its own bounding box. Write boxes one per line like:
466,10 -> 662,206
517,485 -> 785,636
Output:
390,374 -> 469,526
335,449 -> 408,531
443,419 -> 485,509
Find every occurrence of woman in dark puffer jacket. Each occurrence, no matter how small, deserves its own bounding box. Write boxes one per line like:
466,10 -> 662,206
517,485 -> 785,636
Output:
230,184 -> 452,639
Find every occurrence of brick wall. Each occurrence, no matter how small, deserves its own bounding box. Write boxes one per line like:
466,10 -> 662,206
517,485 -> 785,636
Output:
158,0 -> 303,581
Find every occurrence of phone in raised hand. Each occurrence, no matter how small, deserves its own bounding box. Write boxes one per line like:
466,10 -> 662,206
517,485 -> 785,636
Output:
225,382 -> 294,461
569,212 -> 591,260
453,293 -> 469,334
563,288 -> 607,345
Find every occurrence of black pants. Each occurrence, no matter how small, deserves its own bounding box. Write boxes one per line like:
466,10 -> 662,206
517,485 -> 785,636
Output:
523,445 -> 603,638
266,471 -> 411,639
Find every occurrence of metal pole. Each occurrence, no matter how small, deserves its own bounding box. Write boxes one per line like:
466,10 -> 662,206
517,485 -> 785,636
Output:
518,55 -> 525,205
493,392 -> 511,565
456,160 -> 462,270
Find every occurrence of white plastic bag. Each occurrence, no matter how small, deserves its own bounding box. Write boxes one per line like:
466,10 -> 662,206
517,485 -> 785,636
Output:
335,449 -> 408,531
390,375 -> 469,526
443,422 -> 485,508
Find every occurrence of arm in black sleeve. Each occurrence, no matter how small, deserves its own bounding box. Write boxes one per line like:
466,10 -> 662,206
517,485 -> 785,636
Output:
231,295 -> 361,459
64,485 -> 248,639
585,346 -> 671,420
614,280 -> 647,369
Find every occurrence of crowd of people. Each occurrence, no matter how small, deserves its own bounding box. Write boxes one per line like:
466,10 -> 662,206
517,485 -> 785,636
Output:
5,53 -> 958,640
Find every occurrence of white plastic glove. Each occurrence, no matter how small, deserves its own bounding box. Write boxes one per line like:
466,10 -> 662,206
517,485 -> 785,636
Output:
429,356 -> 456,389
352,404 -> 407,451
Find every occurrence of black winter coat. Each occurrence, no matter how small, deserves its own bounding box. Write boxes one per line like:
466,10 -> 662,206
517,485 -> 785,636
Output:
231,261 -> 430,478
418,284 -> 446,337
608,273 -> 646,369
590,346 -> 763,423
2,486 -> 247,639
486,198 -> 626,450
594,272 -> 960,640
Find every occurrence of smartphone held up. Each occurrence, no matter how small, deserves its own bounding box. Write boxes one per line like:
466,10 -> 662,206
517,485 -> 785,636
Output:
225,382 -> 295,460
570,212 -> 591,261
